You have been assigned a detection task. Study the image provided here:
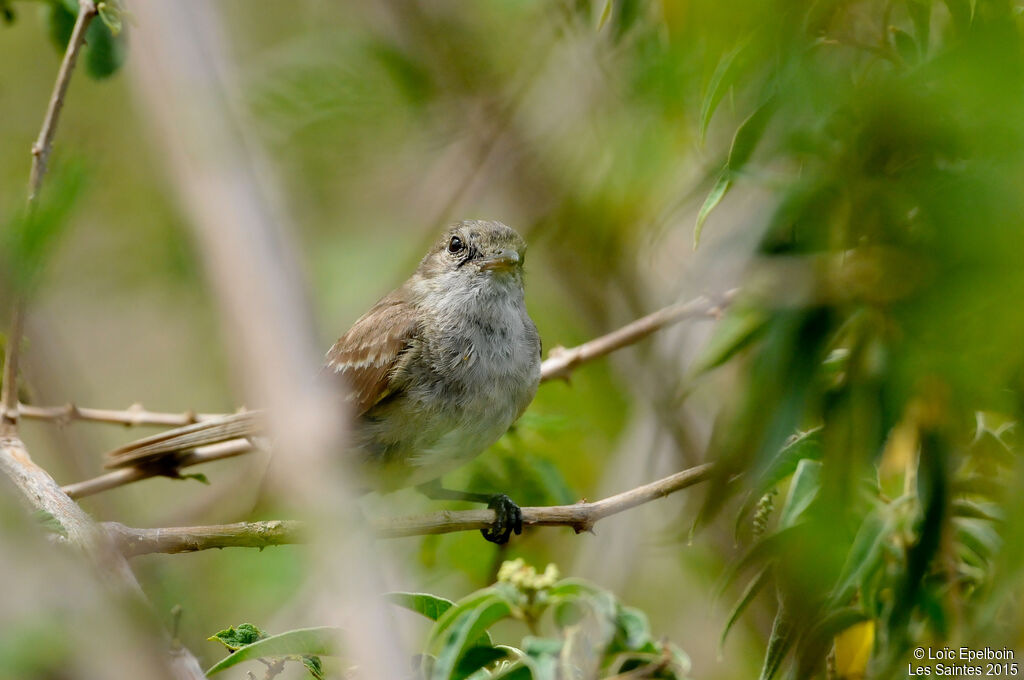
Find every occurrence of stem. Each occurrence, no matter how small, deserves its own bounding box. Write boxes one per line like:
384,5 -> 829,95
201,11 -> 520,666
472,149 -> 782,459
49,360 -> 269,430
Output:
103,463 -> 714,555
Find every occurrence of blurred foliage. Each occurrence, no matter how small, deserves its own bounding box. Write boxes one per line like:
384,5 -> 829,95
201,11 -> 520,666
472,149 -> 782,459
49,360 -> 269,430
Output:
3,0 -> 1024,678
690,0 -> 1024,677
207,561 -> 691,680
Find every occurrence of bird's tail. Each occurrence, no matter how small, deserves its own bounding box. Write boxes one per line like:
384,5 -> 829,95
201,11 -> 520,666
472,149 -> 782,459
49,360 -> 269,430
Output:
104,411 -> 264,469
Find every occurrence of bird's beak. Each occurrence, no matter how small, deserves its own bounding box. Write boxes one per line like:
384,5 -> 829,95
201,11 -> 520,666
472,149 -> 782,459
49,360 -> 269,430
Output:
478,249 -> 521,272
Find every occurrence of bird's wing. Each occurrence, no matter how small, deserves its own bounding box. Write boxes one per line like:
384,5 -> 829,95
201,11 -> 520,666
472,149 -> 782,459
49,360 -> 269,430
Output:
324,292 -> 421,416
104,294 -> 420,470
105,411 -> 263,469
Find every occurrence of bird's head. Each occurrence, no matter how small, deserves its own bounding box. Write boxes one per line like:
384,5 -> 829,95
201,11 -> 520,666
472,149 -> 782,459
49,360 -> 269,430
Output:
417,220 -> 527,287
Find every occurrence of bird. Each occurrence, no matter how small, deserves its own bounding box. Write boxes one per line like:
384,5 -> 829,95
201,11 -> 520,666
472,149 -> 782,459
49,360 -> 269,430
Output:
105,220 -> 542,544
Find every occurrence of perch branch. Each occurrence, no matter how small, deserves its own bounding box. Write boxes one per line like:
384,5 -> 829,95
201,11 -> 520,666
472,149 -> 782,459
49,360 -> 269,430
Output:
104,463 -> 713,556
26,289 -> 734,429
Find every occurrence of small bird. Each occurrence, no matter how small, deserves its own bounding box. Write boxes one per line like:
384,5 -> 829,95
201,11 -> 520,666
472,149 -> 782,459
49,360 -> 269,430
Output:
106,220 -> 542,543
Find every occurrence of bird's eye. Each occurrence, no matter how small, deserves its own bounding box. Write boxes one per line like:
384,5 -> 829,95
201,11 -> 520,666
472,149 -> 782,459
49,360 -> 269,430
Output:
448,235 -> 465,253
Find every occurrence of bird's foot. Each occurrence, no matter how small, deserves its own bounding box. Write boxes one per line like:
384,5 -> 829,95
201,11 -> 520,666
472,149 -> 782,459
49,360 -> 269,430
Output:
481,494 -> 522,544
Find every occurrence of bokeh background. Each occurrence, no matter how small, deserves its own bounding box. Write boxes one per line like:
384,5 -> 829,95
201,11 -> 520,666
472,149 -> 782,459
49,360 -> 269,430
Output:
2,1 -> 1024,678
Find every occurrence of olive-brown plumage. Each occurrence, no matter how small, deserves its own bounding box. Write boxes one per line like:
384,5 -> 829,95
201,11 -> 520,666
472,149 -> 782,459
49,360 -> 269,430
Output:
107,220 -> 541,543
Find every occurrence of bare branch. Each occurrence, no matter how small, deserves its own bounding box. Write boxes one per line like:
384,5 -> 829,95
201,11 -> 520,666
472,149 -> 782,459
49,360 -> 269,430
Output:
1,303 -> 26,429
539,290 -> 736,382
3,0 -> 97,430
29,0 -> 97,199
19,402 -> 228,428
0,4 -> 207,676
104,463 -> 713,556
26,290 -> 735,430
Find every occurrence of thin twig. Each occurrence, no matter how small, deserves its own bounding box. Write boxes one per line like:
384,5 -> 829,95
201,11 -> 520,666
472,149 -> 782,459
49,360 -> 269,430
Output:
25,290 -> 734,430
103,463 -> 713,556
19,402 -> 231,428
0,3 -> 206,676
3,0 -> 97,432
62,439 -> 253,499
539,290 -> 735,382
30,0 -> 97,199
1,303 -> 26,430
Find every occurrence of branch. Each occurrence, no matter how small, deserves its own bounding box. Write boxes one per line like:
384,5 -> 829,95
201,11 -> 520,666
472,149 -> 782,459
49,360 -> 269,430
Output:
20,402 -> 233,427
1,303 -> 26,428
26,290 -> 735,429
539,290 -> 735,382
104,463 -> 713,556
29,0 -> 97,199
3,0 -> 97,429
62,439 -> 253,499
0,4 -> 206,676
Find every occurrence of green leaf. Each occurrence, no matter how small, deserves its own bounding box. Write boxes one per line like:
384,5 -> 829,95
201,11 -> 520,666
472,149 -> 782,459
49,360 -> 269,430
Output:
735,429 -> 825,540
208,623 -> 267,651
721,566 -> 769,650
388,591 -> 456,622
694,172 -> 731,248
430,597 -> 513,680
84,18 -> 125,79
455,646 -> 509,679
891,28 -> 917,63
699,42 -> 747,143
46,2 -> 75,54
692,304 -> 769,373
829,509 -> 890,607
727,97 -> 775,170
206,627 -> 337,675
301,655 -> 325,680
179,472 -> 210,485
719,526 -> 800,596
1,161 -> 86,295
951,499 -> 1003,522
428,586 -> 514,650
759,606 -> 795,680
907,0 -> 931,53
778,459 -> 822,529
96,1 -> 122,36
614,606 -> 651,650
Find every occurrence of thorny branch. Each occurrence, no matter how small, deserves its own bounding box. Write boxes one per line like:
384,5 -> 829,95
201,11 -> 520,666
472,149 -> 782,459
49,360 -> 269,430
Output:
0,4 -> 207,677
104,463 -> 713,556
2,0 -> 100,427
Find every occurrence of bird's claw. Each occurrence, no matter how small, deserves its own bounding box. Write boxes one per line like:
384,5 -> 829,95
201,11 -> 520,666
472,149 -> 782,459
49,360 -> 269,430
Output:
482,494 -> 522,544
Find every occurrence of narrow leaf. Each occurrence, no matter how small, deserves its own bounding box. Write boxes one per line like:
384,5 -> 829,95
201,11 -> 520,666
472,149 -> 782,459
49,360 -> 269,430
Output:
759,606 -> 795,680
829,509 -> 889,606
721,567 -> 769,650
778,459 -> 821,529
430,597 -> 513,680
694,172 -> 731,248
206,627 -> 337,675
699,43 -> 746,143
388,592 -> 456,622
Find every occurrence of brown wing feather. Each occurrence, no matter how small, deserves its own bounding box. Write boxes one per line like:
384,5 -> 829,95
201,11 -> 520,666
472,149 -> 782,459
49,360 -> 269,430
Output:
105,411 -> 261,469
105,291 -> 419,469
324,291 -> 420,416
